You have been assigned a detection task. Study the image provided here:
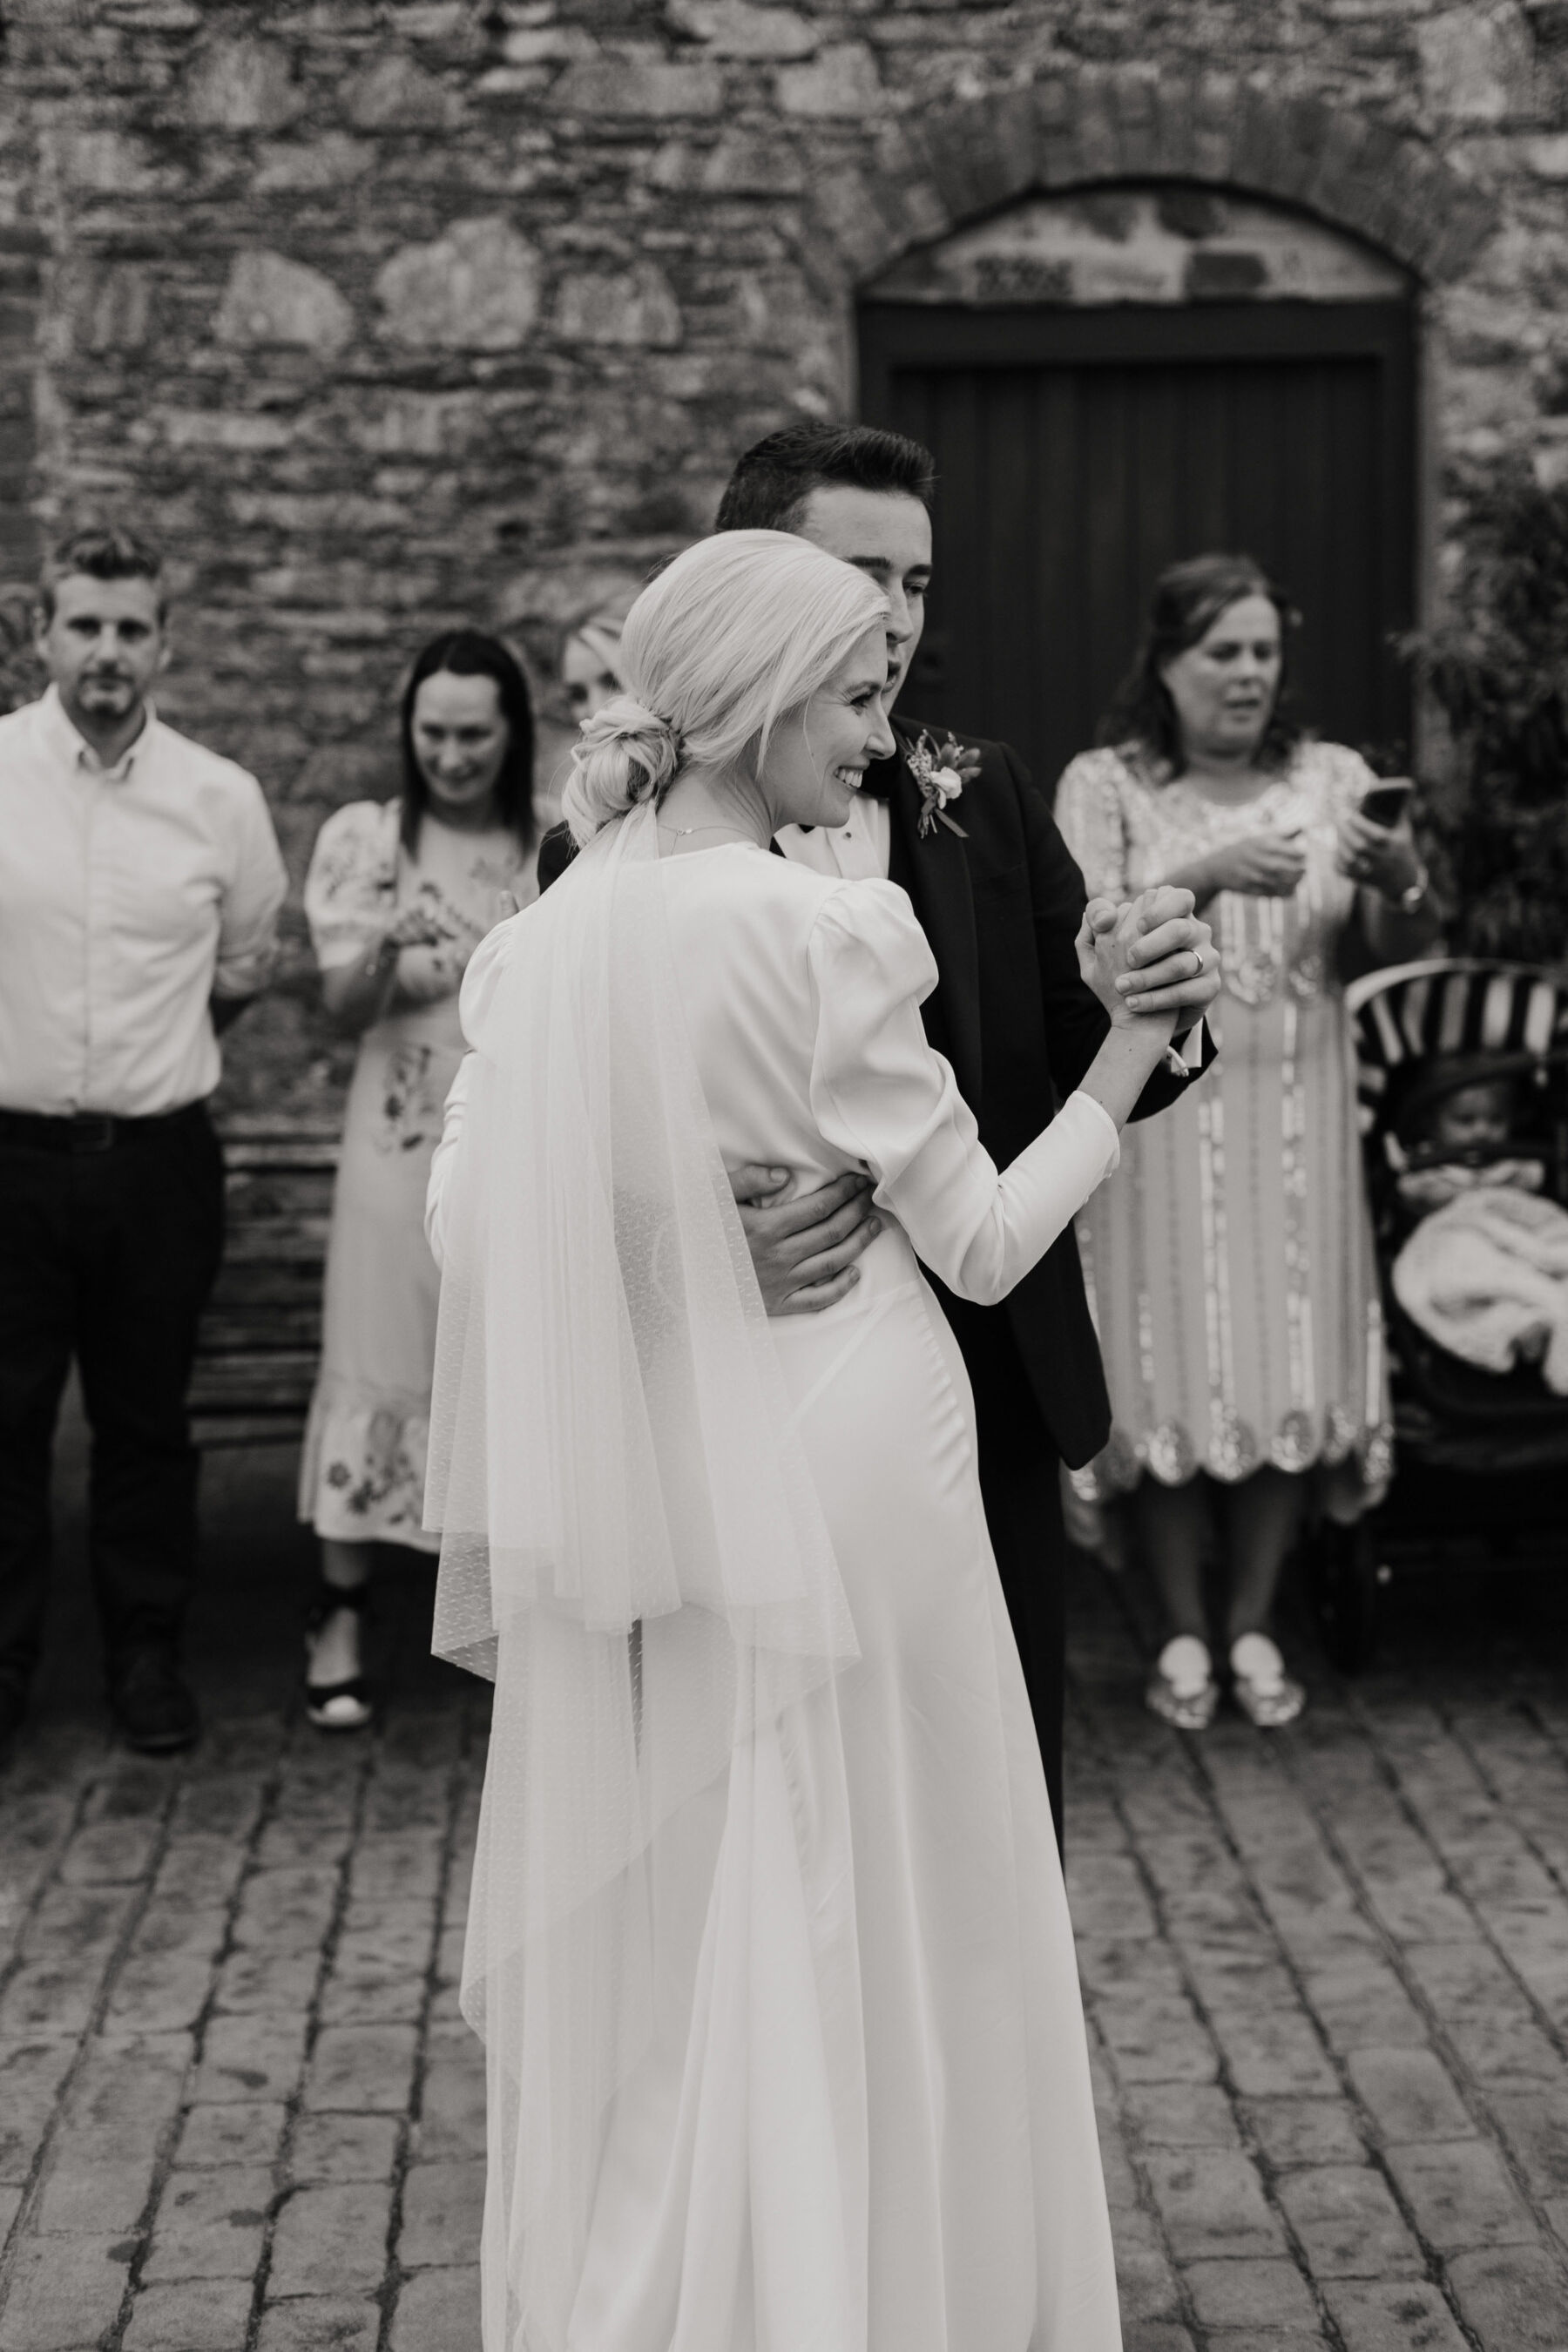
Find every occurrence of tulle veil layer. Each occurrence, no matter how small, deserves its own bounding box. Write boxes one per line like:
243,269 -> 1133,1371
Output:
423,806 -> 862,2348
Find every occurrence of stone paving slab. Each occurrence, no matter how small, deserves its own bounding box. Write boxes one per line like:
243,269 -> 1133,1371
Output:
2,1424 -> 1566,2347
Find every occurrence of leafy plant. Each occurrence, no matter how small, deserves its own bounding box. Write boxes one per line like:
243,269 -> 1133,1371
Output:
1408,474 -> 1568,965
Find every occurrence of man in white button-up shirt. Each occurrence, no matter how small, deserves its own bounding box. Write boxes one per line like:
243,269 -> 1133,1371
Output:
0,526 -> 286,1756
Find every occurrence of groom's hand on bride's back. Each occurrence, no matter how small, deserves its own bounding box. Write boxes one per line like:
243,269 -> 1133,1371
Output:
728,1166 -> 881,1315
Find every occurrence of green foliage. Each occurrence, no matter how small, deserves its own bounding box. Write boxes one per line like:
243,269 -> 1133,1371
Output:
1412,474 -> 1568,965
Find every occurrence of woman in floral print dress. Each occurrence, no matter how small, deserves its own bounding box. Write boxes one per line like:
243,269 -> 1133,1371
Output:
1055,557 -> 1436,1733
298,632 -> 537,1727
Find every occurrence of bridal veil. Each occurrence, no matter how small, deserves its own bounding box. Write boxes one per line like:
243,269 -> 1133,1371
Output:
424,804 -> 863,2349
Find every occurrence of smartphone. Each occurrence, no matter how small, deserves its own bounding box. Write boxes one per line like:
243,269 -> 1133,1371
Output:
1360,780 -> 1413,829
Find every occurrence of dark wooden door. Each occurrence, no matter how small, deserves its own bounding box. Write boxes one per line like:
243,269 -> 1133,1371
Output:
859,302 -> 1416,798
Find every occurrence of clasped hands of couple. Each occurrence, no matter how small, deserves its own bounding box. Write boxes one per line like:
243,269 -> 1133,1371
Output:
735,885 -> 1220,1313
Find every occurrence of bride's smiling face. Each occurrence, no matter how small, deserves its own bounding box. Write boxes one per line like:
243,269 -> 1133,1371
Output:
759,625 -> 896,831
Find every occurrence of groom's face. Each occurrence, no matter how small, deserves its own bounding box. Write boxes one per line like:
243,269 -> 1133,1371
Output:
792,486 -> 932,713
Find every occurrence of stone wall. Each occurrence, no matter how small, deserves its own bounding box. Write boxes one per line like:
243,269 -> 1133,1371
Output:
3,0 -> 1566,1116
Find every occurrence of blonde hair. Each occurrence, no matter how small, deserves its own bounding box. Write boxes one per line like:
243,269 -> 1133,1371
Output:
562,531 -> 889,846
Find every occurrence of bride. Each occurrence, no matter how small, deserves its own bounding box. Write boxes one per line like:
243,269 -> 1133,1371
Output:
424,530 -> 1209,2352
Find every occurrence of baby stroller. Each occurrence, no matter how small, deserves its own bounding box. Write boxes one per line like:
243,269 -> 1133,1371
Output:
1310,957 -> 1568,1667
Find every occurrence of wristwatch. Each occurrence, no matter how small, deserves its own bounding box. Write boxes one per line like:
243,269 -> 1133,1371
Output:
1397,861 -> 1430,916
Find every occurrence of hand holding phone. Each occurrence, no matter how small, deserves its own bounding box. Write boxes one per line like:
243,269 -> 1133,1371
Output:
1360,779 -> 1413,830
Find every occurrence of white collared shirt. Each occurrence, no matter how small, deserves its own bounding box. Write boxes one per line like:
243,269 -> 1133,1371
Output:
0,685 -> 287,1117
774,798 -> 892,884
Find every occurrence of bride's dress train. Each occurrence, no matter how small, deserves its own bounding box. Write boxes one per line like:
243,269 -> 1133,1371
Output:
428,821 -> 1124,2351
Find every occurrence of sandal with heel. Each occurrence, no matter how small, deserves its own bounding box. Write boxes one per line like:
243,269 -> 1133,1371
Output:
304,1581 -> 374,1732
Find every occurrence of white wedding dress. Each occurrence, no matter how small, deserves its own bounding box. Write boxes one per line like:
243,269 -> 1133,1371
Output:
428,833 -> 1125,2352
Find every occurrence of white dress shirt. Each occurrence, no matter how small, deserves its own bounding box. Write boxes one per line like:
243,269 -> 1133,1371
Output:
0,685 -> 287,1117
774,798 -> 892,883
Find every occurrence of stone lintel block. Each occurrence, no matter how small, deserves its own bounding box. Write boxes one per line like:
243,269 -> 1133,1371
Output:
1345,2046 -> 1475,2145
1275,2163 -> 1423,2280
807,166 -> 902,284
1072,70 -> 1124,183
1383,2138 -> 1535,2253
267,2180 -> 394,2299
121,2276 -> 253,2352
555,56 -> 726,119
0,2238 -> 132,2352
1108,68 -> 1163,179
1445,2244 -> 1568,2351
867,123 -> 950,248
1189,71 -> 1243,185
1321,2278 -> 1469,2352
986,85 -> 1041,202
1143,2147 -> 1284,2261
902,107 -> 1007,232
1147,72 -> 1200,177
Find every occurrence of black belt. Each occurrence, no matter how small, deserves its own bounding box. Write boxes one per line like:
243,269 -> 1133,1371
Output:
0,1102 -> 208,1154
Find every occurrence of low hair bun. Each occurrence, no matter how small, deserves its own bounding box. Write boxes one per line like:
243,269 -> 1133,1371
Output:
561,694 -> 682,847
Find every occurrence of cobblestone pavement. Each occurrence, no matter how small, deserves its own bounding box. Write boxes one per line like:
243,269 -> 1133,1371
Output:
2,1405 -> 1566,2351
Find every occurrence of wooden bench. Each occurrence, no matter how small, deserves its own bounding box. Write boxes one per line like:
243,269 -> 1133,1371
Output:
190,1125 -> 338,1449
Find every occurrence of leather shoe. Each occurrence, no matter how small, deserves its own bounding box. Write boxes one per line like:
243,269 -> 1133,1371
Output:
0,1676 -> 25,1763
110,1647 -> 199,1754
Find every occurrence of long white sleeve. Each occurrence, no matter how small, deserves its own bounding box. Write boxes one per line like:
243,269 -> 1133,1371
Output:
807,883 -> 1119,1307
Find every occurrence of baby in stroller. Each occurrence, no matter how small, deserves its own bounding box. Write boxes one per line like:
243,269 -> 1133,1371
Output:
1391,1056 -> 1568,1389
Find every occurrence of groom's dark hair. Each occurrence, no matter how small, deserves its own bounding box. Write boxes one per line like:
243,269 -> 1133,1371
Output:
715,423 -> 937,534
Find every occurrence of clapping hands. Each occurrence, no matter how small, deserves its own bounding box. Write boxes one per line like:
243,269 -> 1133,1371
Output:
1076,886 -> 1219,1033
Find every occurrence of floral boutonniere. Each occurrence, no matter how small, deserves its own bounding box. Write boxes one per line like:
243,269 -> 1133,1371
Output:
906,728 -> 981,839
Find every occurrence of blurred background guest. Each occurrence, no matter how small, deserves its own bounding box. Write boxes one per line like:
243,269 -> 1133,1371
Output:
1055,554 -> 1437,1732
0,524 -> 285,1757
560,607 -> 626,726
297,630 -> 537,1729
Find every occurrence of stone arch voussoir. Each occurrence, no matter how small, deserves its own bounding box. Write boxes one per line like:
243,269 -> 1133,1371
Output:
818,64 -> 1500,292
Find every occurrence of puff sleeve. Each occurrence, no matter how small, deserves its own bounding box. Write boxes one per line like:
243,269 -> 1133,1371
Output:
302,800 -> 399,973
807,881 -> 1119,1308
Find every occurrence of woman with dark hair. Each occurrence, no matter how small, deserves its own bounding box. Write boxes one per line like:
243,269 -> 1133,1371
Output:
297,631 -> 537,1727
1056,554 -> 1436,1730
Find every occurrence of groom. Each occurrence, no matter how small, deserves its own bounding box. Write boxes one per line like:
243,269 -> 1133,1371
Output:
537,422 -> 1218,1842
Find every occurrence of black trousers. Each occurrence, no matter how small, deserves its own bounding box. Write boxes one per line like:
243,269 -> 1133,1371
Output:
0,1106 -> 224,1690
939,1290 -> 1070,1851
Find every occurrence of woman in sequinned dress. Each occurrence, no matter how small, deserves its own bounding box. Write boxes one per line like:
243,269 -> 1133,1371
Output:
1055,557 -> 1436,1731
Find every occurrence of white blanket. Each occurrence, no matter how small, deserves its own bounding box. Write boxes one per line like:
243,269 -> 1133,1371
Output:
1393,1184 -> 1568,1390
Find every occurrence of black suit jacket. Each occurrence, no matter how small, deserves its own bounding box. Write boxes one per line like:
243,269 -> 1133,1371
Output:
536,719 -> 1206,1467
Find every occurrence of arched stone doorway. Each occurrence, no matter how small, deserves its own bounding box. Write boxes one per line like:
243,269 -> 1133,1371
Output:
857,183 -> 1417,794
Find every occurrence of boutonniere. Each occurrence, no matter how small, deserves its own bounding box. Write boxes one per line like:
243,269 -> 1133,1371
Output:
906,728 -> 980,839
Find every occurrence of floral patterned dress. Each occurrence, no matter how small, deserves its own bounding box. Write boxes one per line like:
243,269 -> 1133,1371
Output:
299,799 -> 534,1550
1055,740 -> 1391,1511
